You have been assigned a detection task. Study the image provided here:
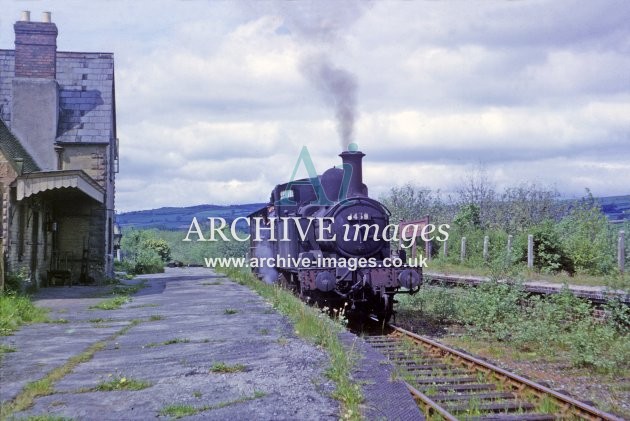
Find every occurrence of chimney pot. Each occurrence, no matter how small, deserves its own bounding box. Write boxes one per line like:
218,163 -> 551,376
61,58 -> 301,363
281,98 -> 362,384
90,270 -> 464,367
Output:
21,11 -> 31,22
42,11 -> 51,23
14,14 -> 58,79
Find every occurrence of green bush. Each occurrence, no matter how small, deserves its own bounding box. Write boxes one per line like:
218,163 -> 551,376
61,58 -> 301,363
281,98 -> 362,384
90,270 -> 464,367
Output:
120,230 -> 168,274
557,193 -> 616,275
398,282 -> 629,372
514,221 -> 574,274
0,293 -> 49,335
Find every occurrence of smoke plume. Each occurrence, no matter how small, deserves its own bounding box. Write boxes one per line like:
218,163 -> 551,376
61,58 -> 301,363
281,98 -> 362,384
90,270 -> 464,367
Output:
249,1 -> 368,148
302,56 -> 358,148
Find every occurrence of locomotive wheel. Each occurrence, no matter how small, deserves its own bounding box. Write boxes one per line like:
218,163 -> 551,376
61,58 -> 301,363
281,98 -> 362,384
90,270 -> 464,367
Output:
377,294 -> 394,324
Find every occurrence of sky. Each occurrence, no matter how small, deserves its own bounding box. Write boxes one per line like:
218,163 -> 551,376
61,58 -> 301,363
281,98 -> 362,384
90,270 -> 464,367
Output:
1,0 -> 629,212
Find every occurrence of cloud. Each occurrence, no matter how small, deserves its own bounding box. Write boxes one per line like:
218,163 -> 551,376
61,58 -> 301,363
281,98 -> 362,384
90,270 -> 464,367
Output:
1,1 -> 629,212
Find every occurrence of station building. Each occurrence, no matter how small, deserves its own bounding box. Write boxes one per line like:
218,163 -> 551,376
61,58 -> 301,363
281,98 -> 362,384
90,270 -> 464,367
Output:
0,11 -> 118,287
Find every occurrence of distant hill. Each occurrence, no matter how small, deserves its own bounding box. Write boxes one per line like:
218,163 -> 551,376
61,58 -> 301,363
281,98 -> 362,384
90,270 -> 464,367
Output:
116,195 -> 630,231
117,203 -> 265,231
597,195 -> 630,224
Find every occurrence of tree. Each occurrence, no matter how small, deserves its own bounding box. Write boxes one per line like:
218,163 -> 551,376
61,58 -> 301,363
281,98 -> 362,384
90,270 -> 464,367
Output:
558,190 -> 615,275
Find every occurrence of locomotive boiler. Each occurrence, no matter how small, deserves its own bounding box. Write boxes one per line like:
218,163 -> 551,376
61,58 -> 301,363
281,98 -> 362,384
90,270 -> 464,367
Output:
248,148 -> 422,322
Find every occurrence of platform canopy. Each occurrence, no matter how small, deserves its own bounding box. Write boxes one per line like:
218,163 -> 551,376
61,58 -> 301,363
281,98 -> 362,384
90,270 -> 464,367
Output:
16,170 -> 104,203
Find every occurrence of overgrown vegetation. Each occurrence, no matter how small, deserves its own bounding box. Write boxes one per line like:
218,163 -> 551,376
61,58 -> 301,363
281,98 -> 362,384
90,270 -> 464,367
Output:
0,288 -> 49,336
158,391 -> 266,419
380,178 -> 628,284
398,282 -> 630,373
116,228 -> 248,269
144,338 -> 189,348
89,279 -> 146,310
116,229 -> 171,274
209,362 -> 246,373
0,319 -> 142,420
218,267 -> 362,421
93,376 -> 151,391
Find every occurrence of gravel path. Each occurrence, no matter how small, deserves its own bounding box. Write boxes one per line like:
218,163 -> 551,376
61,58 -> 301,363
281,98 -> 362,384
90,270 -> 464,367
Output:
0,268 -> 338,420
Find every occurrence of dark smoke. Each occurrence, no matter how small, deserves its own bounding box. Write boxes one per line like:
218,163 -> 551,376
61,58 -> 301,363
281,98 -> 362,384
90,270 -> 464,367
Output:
302,56 -> 358,148
246,1 -> 368,149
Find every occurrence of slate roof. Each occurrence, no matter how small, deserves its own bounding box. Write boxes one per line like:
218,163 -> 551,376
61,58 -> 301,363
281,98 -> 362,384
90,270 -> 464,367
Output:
0,118 -> 40,173
0,49 -> 115,144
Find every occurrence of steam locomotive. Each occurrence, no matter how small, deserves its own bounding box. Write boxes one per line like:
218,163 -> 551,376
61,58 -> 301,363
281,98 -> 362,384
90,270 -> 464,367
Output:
248,148 -> 422,322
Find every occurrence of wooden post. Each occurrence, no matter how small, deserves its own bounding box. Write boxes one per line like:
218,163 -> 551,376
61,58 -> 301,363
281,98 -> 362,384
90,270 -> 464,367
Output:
507,234 -> 513,255
443,239 -> 448,258
527,234 -> 534,269
619,230 -> 626,274
460,237 -> 467,263
426,240 -> 432,261
483,236 -> 489,261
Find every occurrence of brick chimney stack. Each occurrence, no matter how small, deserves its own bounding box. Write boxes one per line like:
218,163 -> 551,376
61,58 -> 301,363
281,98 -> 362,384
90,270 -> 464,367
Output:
14,11 -> 58,79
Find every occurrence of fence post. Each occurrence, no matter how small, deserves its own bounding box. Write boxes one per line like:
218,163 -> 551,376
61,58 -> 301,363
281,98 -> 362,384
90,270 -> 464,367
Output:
527,234 -> 534,269
426,240 -> 432,261
619,230 -> 626,274
460,237 -> 467,263
483,236 -> 489,261
443,239 -> 448,258
507,235 -> 513,258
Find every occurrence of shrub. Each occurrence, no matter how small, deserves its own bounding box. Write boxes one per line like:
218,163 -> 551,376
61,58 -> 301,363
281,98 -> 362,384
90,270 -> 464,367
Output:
120,230 -> 168,274
3,268 -> 30,294
0,294 -> 49,335
515,221 -> 574,274
557,192 -> 616,275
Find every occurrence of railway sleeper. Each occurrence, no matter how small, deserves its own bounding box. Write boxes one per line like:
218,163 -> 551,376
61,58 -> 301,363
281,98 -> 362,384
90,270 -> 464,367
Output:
404,367 -> 472,380
404,363 -> 450,370
429,391 -> 516,402
465,414 -> 556,421
447,400 -> 535,413
410,376 -> 478,385
389,358 -> 444,366
419,383 -> 497,393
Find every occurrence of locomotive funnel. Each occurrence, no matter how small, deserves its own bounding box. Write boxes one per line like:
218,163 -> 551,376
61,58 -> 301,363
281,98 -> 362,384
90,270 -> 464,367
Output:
339,150 -> 366,198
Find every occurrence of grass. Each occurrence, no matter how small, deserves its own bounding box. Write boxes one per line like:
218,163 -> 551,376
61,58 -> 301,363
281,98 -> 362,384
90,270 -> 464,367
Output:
149,314 -> 164,321
158,391 -> 266,419
45,318 -> 69,324
93,376 -> 152,391
17,416 -> 74,421
223,308 -> 238,315
88,318 -> 113,323
0,293 -> 49,336
128,303 -> 159,308
398,282 -> 630,373
0,343 -> 17,354
209,362 -> 246,373
89,280 -> 148,311
159,404 -> 197,419
145,338 -> 190,348
218,267 -> 363,421
426,259 -> 630,288
200,281 -> 222,286
0,340 -> 106,418
163,338 -> 190,345
0,319 -> 142,420
89,296 -> 129,310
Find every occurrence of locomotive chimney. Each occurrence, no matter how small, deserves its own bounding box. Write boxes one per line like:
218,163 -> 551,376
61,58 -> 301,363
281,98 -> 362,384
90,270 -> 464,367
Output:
339,149 -> 366,198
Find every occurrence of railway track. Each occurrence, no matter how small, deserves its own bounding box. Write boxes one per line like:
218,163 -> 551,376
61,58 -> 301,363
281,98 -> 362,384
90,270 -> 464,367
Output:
363,324 -> 623,421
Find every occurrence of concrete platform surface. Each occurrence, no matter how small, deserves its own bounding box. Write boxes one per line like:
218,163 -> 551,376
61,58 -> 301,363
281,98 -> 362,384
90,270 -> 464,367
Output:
0,268 -> 339,420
